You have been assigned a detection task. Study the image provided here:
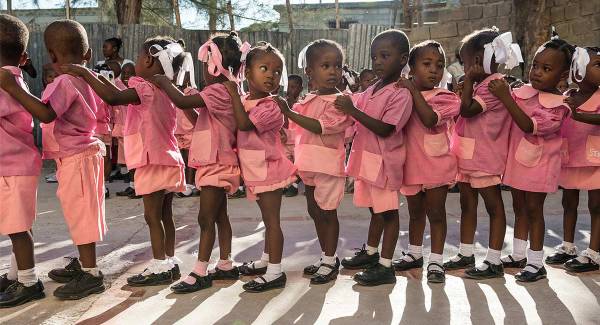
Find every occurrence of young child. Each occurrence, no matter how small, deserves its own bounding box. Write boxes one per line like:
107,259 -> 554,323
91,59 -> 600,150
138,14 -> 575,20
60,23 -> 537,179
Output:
550,46 -> 600,272
491,34 -> 574,282
358,68 -> 377,92
444,28 -> 520,279
226,43 -> 297,291
281,39 -> 352,284
281,74 -> 304,197
41,63 -> 59,184
0,14 -> 45,307
395,41 -> 460,283
62,35 -> 188,287
2,19 -> 106,299
335,30 -> 413,286
174,86 -> 198,198
152,32 -> 247,293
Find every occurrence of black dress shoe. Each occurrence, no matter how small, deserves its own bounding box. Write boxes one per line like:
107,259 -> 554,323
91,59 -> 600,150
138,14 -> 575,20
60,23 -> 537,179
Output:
311,261 -> 340,285
0,280 -> 45,308
211,267 -> 240,280
54,271 -> 105,300
515,264 -> 547,282
443,254 -> 475,270
353,263 -> 396,286
545,250 -> 577,265
564,256 -> 600,273
171,273 -> 212,294
0,274 -> 17,293
128,191 -> 142,199
303,263 -> 320,276
48,257 -> 82,283
465,261 -> 504,279
341,244 -> 379,270
284,186 -> 298,197
116,186 -> 134,196
239,261 -> 267,276
502,255 -> 527,268
171,264 -> 181,280
127,269 -> 174,286
243,273 -> 287,292
105,187 -> 110,199
426,262 -> 445,284
393,252 -> 424,271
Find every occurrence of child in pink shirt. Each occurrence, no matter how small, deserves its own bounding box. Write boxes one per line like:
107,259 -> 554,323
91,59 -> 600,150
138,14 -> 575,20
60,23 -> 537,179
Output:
489,35 -> 574,282
226,43 -> 297,291
63,36 -> 188,287
2,19 -> 106,300
280,74 -> 304,197
282,39 -> 352,285
334,30 -> 413,286
0,14 -> 44,307
395,41 -> 460,283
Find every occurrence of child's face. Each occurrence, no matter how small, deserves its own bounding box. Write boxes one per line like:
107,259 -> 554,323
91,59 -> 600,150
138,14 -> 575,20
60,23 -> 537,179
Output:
371,38 -> 407,82
411,46 -> 445,90
359,71 -> 377,91
306,47 -> 343,90
529,48 -> 569,92
121,64 -> 135,84
581,52 -> 600,88
103,41 -> 117,59
246,51 -> 283,95
286,79 -> 302,99
459,47 -> 483,79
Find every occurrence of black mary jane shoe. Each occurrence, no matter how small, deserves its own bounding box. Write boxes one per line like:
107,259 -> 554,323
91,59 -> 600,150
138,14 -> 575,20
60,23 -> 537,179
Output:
116,186 -> 135,197
310,263 -> 339,285
238,261 -> 267,276
0,274 -> 17,293
0,280 -> 45,308
303,259 -> 321,276
341,244 -> 380,270
545,250 -> 577,265
127,269 -> 174,287
564,256 -> 600,273
353,263 -> 396,286
442,254 -> 475,270
393,252 -> 424,271
171,264 -> 181,280
515,264 -> 547,282
502,255 -> 527,269
465,261 -> 504,280
426,262 -> 445,284
211,267 -> 240,280
171,273 -> 212,294
243,273 -> 287,293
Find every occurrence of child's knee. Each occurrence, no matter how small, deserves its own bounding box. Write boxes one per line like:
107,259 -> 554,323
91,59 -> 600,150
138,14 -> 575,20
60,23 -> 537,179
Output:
426,206 -> 446,223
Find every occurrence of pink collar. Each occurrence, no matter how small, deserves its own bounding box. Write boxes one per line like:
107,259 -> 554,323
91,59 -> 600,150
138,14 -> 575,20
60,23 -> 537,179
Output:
299,92 -> 343,104
421,88 -> 453,101
513,84 -> 567,108
1,65 -> 23,78
367,81 -> 396,99
578,89 -> 600,112
242,95 -> 274,112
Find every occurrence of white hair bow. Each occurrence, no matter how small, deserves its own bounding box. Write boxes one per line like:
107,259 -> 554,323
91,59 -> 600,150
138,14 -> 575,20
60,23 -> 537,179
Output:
400,64 -> 411,78
483,31 -> 523,74
177,52 -> 196,88
149,43 -> 184,81
342,70 -> 356,86
279,63 -> 289,92
298,43 -> 311,70
438,69 -> 452,89
569,47 -> 590,84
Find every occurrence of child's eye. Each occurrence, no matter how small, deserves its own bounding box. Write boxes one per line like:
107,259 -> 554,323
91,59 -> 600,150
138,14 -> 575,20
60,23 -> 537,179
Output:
274,70 -> 281,75
260,66 -> 267,72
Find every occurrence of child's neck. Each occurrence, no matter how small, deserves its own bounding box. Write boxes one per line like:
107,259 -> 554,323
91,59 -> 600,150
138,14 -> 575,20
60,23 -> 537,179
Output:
247,89 -> 270,100
316,87 -> 338,95
205,75 -> 229,86
0,59 -> 19,67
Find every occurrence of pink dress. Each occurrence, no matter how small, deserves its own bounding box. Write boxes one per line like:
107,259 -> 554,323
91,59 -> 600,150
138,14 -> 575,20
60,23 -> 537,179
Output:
111,79 -> 128,164
346,82 -> 412,213
559,89 -> 600,190
401,88 -> 460,196
126,77 -> 185,195
174,87 -> 197,150
503,84 -> 570,193
238,96 -> 297,199
0,66 -> 42,235
450,73 -> 512,188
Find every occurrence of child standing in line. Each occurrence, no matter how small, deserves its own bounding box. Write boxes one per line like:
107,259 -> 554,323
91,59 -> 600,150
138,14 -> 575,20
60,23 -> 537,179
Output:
281,74 -> 303,197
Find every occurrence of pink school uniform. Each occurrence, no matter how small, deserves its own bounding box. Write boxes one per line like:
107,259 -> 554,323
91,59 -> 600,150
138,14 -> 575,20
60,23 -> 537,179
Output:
125,77 -> 186,195
187,83 -> 240,194
346,82 -> 412,213
174,87 -> 198,150
111,78 -> 128,164
0,66 -> 42,235
450,73 -> 512,188
93,93 -> 112,146
291,93 -> 352,210
41,74 -> 106,245
239,96 -> 297,199
559,89 -> 600,190
503,84 -> 570,193
401,88 -> 460,196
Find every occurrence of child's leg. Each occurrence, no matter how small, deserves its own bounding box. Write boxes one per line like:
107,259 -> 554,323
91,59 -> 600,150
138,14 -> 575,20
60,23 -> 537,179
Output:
397,193 -> 426,265
521,191 -> 547,274
425,187 -> 448,257
562,189 -> 580,243
197,187 -> 226,263
161,192 -> 176,258
445,182 -> 477,268
305,185 -> 326,252
501,188 -> 529,266
77,243 -> 97,269
565,189 -> 600,271
215,194 -> 232,260
379,209 -> 400,264
317,206 -> 339,262
478,185 -> 506,251
142,190 -> 167,260
589,189 -> 600,252
255,189 -> 284,282
8,231 -> 35,275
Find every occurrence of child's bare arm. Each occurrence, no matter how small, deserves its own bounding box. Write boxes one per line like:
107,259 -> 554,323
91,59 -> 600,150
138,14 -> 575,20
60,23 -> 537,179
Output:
223,81 -> 255,131
151,75 -> 206,110
460,65 -> 486,118
489,79 -> 534,133
274,96 -> 323,134
0,68 -> 56,123
333,95 -> 394,137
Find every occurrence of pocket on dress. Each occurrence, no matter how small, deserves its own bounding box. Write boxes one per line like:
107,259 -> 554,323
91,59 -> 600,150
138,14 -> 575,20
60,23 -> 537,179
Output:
454,135 -> 475,160
358,151 -> 383,183
515,137 -> 543,167
424,133 -> 449,157
189,130 -> 212,164
238,149 -> 268,182
124,132 -> 144,166
586,135 -> 600,164
295,144 -> 344,175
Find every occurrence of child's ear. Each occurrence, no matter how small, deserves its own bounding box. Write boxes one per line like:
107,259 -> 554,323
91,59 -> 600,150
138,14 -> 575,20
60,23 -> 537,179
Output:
559,69 -> 570,82
144,54 -> 154,68
48,50 -> 58,64
18,51 -> 29,66
474,55 -> 482,66
304,67 -> 312,79
83,48 -> 92,64
400,53 -> 408,67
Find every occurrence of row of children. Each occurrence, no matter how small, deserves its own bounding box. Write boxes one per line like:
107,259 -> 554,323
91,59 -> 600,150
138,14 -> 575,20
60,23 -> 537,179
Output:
0,13 -> 599,309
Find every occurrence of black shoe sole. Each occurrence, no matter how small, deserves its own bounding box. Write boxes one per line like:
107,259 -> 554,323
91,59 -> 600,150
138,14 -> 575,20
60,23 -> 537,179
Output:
564,265 -> 600,273
341,261 -> 378,270
54,285 -> 105,300
443,262 -> 475,271
464,272 -> 504,280
310,270 -> 339,285
48,273 -> 76,284
243,282 -> 286,293
171,283 -> 212,294
127,278 -> 174,287
427,275 -> 445,284
393,261 -> 424,272
354,277 -> 397,286
515,274 -> 547,282
0,291 -> 46,308
545,256 -> 577,265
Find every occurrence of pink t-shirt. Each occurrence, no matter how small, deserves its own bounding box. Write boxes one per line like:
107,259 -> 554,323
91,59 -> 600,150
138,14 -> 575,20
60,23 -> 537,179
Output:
237,96 -> 297,186
450,73 -> 512,176
0,66 -> 42,176
561,89 -> 600,168
110,78 -> 128,137
503,84 -> 570,193
403,88 -> 460,186
175,87 -> 196,135
94,93 -> 111,135
41,74 -> 101,159
124,77 -> 184,169
291,93 -> 353,177
187,83 -> 238,168
346,82 -> 413,190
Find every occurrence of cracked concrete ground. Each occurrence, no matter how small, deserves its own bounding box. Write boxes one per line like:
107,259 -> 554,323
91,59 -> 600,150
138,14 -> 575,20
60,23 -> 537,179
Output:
1,172 -> 599,325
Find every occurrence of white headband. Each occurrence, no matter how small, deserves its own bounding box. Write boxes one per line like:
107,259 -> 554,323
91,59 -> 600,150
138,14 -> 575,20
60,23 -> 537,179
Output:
149,43 -> 184,81
400,64 -> 411,78
438,69 -> 453,89
569,47 -> 590,84
298,43 -> 310,70
177,52 -> 196,88
280,63 -> 289,92
483,31 -> 523,74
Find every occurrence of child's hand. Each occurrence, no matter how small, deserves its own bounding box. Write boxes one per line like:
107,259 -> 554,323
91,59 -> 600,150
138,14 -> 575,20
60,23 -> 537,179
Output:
465,65 -> 486,82
488,79 -> 511,100
564,96 -> 585,111
395,76 -> 417,92
273,96 -> 291,113
150,74 -> 171,88
333,95 -> 356,114
0,68 -> 17,91
58,64 -> 88,77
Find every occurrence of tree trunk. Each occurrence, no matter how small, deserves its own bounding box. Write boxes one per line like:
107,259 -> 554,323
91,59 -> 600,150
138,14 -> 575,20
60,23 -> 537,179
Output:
7,0 -> 12,14
227,1 -> 235,31
513,0 -> 549,78
415,0 -> 423,27
115,0 -> 142,24
335,0 -> 340,29
208,0 -> 218,33
391,0 -> 399,28
402,0 -> 412,30
285,0 -> 294,33
65,0 -> 71,19
173,0 -> 182,27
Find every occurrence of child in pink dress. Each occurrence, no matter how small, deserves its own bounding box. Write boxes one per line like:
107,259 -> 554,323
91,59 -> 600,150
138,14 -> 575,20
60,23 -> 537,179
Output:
63,36 -> 188,287
282,39 -> 352,284
281,74 -> 304,197
335,30 -> 413,286
550,46 -> 600,272
174,97 -> 196,197
0,14 -> 45,307
226,43 -> 297,291
395,41 -> 460,283
489,35 -> 574,282
2,19 -> 106,300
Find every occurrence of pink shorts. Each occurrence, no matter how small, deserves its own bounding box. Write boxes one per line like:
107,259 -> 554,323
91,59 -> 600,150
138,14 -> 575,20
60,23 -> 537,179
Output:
195,163 -> 241,195
0,175 -> 38,235
456,171 -> 501,189
55,146 -> 106,245
559,166 -> 600,190
400,182 -> 454,196
176,133 -> 193,150
353,179 -> 399,214
116,137 -> 126,165
299,172 -> 345,210
135,164 -> 186,195
246,175 -> 297,201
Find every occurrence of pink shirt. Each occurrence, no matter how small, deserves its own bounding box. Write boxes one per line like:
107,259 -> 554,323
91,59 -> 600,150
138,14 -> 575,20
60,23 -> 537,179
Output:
41,74 -> 101,159
291,93 -> 353,177
124,77 -> 184,169
503,84 -> 570,192
0,66 -> 42,176
346,82 -> 413,190
175,87 -> 196,135
110,79 -> 127,137
94,93 -> 111,135
237,96 -> 297,186
560,89 -> 600,168
403,88 -> 460,186
187,83 -> 238,168
450,73 -> 512,176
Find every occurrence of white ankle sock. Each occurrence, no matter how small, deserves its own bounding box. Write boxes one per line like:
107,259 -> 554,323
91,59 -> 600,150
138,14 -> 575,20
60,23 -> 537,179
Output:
316,255 -> 337,275
512,238 -> 528,260
7,253 -> 17,281
366,245 -> 378,256
428,253 -> 444,272
130,182 -> 135,189
458,243 -> 474,257
312,252 -> 324,267
379,257 -> 392,267
577,248 -> 600,264
82,267 -> 100,277
253,252 -> 269,268
17,268 -> 38,287
256,263 -> 282,283
485,248 -> 502,265
560,241 -> 577,255
322,254 -> 336,265
523,249 -> 543,273
403,244 -> 423,261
